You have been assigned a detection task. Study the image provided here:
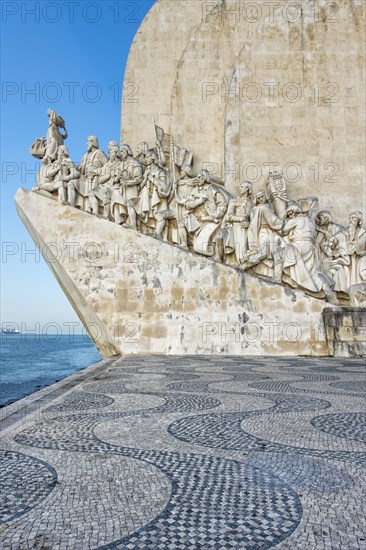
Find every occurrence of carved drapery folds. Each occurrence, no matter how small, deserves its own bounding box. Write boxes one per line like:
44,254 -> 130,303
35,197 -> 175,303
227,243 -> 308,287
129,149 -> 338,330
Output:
31,113 -> 366,306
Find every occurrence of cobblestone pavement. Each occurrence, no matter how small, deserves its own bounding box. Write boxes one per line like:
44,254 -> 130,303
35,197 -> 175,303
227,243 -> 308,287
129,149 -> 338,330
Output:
0,356 -> 365,549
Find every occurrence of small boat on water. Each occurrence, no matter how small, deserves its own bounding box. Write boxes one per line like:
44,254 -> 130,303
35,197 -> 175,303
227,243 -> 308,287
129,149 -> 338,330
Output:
2,328 -> 20,334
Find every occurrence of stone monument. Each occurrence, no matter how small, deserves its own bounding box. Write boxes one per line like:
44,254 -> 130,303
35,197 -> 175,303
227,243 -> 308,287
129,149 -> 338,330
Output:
16,0 -> 365,358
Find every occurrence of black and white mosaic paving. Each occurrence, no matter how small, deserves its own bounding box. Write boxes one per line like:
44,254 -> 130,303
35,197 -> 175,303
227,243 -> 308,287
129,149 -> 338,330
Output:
0,450 -> 57,524
311,412 -> 366,443
0,356 -> 365,549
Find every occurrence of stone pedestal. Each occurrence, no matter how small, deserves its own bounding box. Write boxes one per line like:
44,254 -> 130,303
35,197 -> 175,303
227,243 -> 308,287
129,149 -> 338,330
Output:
323,307 -> 366,357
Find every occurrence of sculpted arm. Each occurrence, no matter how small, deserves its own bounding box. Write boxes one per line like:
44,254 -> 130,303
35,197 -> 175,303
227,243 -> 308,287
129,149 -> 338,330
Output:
125,162 -> 143,187
47,164 -> 62,178
186,193 -> 206,211
156,171 -> 172,198
60,161 -> 80,183
66,164 -> 80,181
98,165 -> 112,186
214,192 -> 228,219
265,208 -> 284,232
95,152 -> 108,174
282,218 -> 296,236
226,201 -> 236,222
356,232 -> 366,256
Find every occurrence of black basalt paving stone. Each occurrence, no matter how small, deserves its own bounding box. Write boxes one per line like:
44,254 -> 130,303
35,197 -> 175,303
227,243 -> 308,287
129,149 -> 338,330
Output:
167,394 -> 366,465
248,377 -> 366,398
45,391 -> 114,412
311,412 -> 366,443
0,450 -> 57,524
95,455 -> 302,550
330,380 -> 366,393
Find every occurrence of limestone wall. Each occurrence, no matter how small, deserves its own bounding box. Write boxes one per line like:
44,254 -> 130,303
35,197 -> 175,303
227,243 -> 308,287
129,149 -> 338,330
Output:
121,0 -> 365,226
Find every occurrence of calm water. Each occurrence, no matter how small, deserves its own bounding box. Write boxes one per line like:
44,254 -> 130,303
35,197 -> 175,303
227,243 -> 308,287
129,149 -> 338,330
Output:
0,334 -> 101,407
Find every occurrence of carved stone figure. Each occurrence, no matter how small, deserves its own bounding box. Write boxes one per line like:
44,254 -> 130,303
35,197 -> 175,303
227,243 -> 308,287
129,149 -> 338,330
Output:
110,144 -> 143,227
282,202 -> 339,303
55,146 -> 80,204
135,141 -> 167,172
135,150 -> 172,233
88,141 -> 120,218
34,145 -> 79,204
30,109 -> 68,161
321,232 -> 351,293
183,170 -> 228,257
224,181 -> 253,263
44,109 -> 68,161
135,142 -> 151,171
241,191 -> 284,280
316,210 -> 346,267
68,136 -> 107,209
173,165 -> 197,246
349,283 -> 366,306
33,156 -> 62,199
150,164 -> 197,243
347,211 -> 366,286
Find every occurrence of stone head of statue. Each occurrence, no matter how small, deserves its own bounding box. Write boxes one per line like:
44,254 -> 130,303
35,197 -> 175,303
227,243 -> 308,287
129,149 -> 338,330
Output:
108,141 -> 119,156
87,136 -> 99,152
254,191 -> 267,205
137,142 -> 149,155
47,109 -> 55,126
119,144 -> 133,159
57,145 -> 69,159
349,211 -> 363,227
317,210 -> 332,226
240,181 -> 252,196
196,169 -> 210,186
145,150 -> 157,165
286,203 -> 302,218
47,109 -> 65,129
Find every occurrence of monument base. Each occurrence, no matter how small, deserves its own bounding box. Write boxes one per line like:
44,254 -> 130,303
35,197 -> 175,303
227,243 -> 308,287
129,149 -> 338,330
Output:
15,188 -> 332,357
323,307 -> 366,358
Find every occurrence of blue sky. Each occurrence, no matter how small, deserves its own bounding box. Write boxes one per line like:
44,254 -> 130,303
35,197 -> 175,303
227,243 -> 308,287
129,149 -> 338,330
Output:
1,0 -> 156,331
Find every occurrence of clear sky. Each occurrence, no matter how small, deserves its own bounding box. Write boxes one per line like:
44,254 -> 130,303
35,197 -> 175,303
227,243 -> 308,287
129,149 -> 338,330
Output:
1,0 -> 156,332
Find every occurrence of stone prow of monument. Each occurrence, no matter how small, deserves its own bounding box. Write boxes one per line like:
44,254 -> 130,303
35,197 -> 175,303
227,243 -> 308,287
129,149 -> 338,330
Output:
16,188 -> 332,357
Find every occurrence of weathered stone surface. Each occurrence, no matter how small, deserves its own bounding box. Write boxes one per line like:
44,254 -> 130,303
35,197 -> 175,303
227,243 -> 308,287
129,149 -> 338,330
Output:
122,0 -> 365,226
323,306 -> 366,357
15,188 -> 329,357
